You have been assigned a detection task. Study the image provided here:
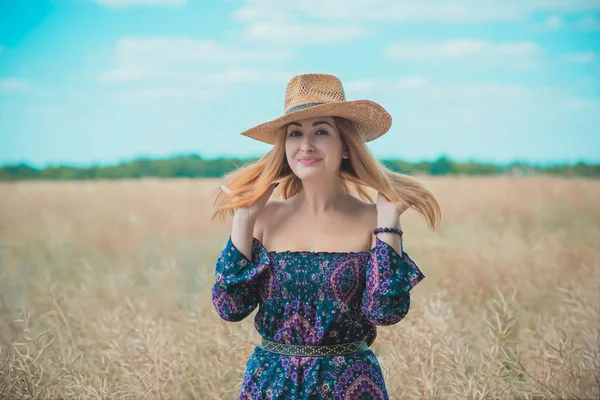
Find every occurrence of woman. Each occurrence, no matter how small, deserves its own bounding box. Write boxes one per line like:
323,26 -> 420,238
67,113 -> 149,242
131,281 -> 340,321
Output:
211,74 -> 441,399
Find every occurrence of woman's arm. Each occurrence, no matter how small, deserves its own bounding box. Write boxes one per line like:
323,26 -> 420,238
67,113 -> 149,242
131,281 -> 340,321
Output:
211,187 -> 274,323
221,182 -> 275,259
371,191 -> 404,253
372,208 -> 403,253
231,210 -> 258,260
361,193 -> 424,326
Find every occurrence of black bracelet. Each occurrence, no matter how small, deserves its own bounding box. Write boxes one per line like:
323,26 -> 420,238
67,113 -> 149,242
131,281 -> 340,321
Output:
373,227 -> 403,236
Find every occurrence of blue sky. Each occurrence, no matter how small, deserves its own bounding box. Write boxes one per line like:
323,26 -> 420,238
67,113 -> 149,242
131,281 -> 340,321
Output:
1,0 -> 599,168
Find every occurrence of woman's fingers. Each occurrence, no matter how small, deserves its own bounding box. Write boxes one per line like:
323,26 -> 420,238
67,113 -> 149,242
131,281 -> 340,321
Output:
221,182 -> 277,200
260,183 -> 278,201
220,185 -> 233,194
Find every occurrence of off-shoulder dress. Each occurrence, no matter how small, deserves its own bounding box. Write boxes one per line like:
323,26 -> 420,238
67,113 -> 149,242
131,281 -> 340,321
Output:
212,235 -> 425,399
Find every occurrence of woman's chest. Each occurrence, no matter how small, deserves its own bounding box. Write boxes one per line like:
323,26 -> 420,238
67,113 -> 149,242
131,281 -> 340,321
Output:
261,214 -> 373,254
256,253 -> 371,304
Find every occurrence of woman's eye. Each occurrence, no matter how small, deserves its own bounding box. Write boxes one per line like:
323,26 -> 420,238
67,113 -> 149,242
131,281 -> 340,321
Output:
288,129 -> 328,137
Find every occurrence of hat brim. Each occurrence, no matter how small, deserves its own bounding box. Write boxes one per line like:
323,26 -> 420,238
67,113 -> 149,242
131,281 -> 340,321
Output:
240,100 -> 392,145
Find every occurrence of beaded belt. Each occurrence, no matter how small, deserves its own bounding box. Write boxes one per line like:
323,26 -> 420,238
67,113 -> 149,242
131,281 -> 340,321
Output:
259,338 -> 369,357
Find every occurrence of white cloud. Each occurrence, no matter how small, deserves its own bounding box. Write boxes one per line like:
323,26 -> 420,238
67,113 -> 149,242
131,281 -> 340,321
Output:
579,77 -> 596,87
564,98 -> 600,110
98,35 -> 298,104
233,2 -> 368,45
542,15 -> 564,30
344,78 -> 384,93
100,36 -> 294,83
387,39 -> 484,58
100,66 -> 169,83
243,22 -> 368,45
532,0 -> 600,13
93,0 -> 187,7
431,83 -> 527,100
298,0 -> 519,22
123,86 -> 214,101
113,37 -> 292,65
564,51 -> 596,63
341,80 -> 600,158
385,39 -> 542,68
103,67 -> 294,105
343,77 -> 531,104
203,68 -> 292,84
347,78 -> 530,101
576,15 -> 600,30
535,13 -> 600,31
396,76 -> 430,89
345,76 -> 430,94
354,78 -> 600,163
103,67 -> 293,85
235,0 -> 600,23
233,5 -> 289,22
0,78 -> 40,94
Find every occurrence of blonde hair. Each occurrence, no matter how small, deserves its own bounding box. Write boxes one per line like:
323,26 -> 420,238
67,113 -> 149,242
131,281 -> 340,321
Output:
212,117 -> 441,230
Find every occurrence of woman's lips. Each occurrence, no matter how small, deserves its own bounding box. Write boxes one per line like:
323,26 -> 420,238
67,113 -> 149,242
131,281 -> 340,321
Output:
298,158 -> 322,165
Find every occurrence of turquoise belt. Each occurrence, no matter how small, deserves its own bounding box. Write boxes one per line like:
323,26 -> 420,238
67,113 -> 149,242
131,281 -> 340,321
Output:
259,338 -> 369,357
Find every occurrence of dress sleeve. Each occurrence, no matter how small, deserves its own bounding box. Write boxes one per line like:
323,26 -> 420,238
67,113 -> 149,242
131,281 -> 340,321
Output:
360,236 -> 425,326
211,236 -> 270,322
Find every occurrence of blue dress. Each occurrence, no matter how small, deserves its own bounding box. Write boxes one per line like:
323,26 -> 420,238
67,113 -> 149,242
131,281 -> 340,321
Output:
212,235 -> 425,399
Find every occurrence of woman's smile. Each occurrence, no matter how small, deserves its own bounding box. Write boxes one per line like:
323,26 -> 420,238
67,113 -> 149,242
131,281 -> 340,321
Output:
298,156 -> 322,166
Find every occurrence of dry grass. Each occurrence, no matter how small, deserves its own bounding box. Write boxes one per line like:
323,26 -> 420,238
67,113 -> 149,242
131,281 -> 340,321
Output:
0,176 -> 598,399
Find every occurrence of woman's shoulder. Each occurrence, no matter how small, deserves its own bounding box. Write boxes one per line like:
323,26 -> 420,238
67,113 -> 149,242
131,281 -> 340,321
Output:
346,195 -> 377,223
262,199 -> 290,216
350,198 -> 377,248
253,200 -> 289,242
257,198 -> 297,225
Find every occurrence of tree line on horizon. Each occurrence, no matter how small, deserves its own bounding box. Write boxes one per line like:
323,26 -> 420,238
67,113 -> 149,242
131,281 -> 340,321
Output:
0,154 -> 598,181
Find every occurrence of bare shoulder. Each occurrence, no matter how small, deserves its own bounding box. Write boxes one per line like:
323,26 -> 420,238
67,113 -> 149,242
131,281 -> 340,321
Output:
253,199 -> 289,242
347,195 -> 377,227
345,196 -> 378,248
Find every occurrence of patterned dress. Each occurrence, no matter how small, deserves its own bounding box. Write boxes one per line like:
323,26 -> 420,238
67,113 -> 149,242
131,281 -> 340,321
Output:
211,235 -> 425,399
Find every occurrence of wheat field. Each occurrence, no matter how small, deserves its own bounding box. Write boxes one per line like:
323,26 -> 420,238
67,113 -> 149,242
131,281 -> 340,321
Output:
0,176 -> 598,399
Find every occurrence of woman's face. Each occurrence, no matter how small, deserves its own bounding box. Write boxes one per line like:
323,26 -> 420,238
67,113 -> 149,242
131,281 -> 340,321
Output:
284,116 -> 347,181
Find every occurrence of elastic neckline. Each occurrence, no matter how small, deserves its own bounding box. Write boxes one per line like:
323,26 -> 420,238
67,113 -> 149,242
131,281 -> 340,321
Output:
253,236 -> 384,256
267,249 -> 371,256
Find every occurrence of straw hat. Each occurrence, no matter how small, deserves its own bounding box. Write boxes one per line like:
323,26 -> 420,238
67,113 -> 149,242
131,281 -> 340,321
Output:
240,73 -> 392,144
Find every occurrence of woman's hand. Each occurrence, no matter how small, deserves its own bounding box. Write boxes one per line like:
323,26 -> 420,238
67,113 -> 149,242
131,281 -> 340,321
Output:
220,183 -> 278,221
376,192 -> 409,224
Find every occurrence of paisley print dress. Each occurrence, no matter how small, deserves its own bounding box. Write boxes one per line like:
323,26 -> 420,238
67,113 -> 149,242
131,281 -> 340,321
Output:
211,236 -> 425,399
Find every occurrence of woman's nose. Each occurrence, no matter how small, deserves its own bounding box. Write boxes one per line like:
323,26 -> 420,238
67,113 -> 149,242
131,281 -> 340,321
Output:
299,136 -> 316,151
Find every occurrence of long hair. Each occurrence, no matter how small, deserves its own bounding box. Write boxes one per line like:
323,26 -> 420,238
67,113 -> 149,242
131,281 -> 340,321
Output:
211,117 -> 441,230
